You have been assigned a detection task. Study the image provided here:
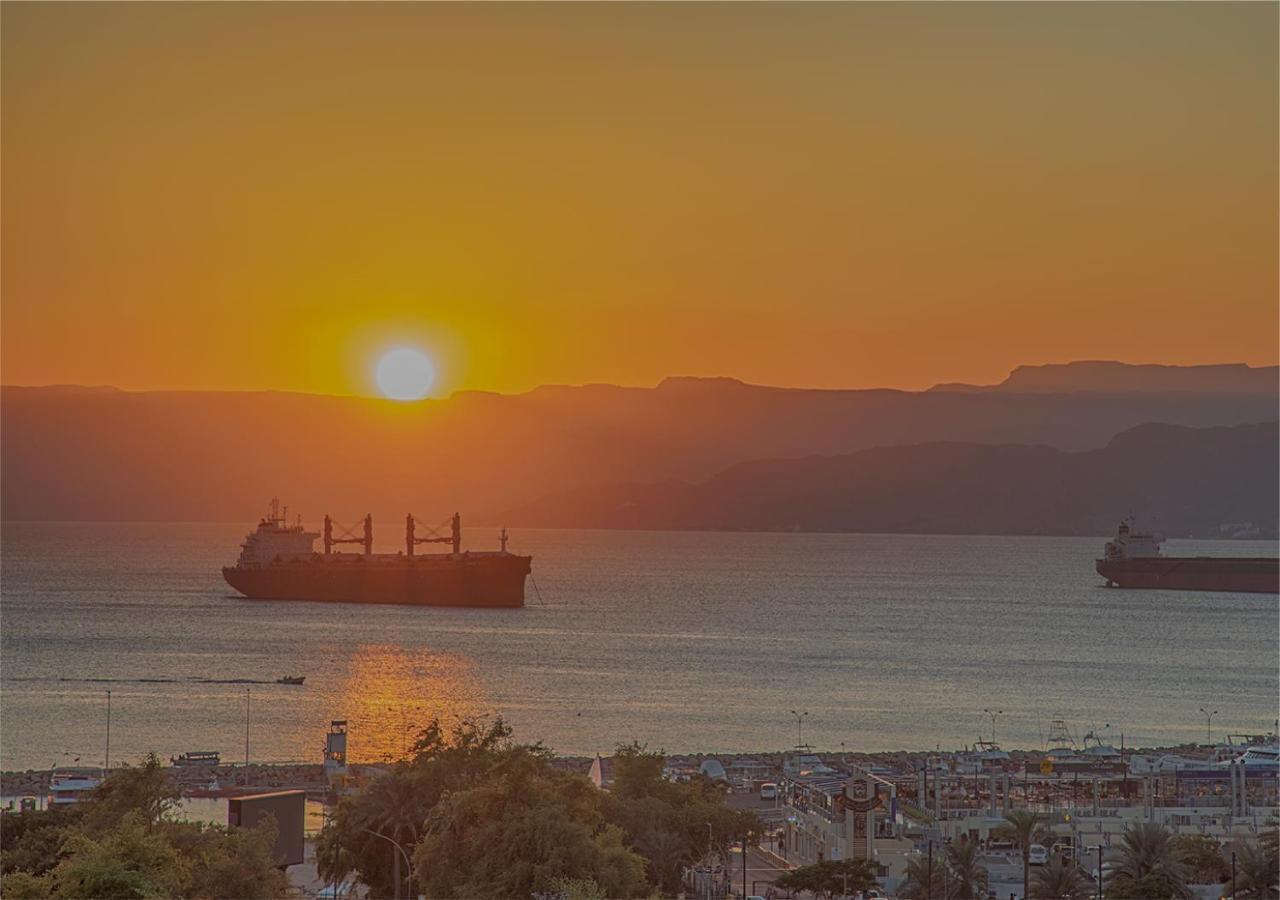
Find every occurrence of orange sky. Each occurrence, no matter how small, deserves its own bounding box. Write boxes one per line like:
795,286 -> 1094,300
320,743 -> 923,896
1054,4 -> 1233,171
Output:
2,3 -> 1276,397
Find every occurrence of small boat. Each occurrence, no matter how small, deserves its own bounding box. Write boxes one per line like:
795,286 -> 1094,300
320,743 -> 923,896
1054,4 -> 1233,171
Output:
276,675 -> 305,685
171,750 -> 221,767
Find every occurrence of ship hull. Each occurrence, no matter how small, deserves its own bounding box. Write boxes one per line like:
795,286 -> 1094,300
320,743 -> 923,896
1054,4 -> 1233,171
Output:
1096,557 -> 1279,594
222,555 -> 532,608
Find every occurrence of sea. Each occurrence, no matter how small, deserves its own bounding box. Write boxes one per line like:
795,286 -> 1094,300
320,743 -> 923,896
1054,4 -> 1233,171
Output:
2,523 -> 1277,773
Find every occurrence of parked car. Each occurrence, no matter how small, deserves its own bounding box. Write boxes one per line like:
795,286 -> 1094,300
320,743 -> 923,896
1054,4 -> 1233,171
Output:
1028,844 -> 1050,865
760,782 -> 778,800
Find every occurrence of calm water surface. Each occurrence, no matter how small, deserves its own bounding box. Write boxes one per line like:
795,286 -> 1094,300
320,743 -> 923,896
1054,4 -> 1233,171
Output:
2,523 -> 1276,771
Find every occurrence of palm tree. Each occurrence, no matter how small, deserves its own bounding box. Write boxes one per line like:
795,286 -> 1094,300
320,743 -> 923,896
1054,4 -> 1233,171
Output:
1030,855 -> 1088,899
1226,837 -> 1279,899
1105,822 -> 1190,899
946,837 -> 989,900
996,809 -> 1043,900
358,772 -> 424,898
898,852 -> 953,899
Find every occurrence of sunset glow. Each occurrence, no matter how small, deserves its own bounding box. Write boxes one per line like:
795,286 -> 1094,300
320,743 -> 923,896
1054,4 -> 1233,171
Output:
2,3 -> 1276,396
375,347 -> 435,401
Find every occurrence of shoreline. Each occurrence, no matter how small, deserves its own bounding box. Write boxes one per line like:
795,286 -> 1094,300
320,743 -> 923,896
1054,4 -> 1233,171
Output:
1,741 -> 1225,799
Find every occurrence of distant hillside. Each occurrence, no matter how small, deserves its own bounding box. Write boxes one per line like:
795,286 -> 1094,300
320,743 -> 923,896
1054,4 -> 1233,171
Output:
2,362 -> 1276,523
503,422 -> 1280,538
931,361 -> 1278,394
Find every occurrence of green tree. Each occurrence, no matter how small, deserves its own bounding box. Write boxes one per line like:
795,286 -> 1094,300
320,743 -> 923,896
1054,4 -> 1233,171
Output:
318,717 -> 527,898
1104,822 -> 1190,899
0,871 -> 54,899
945,837 -> 988,900
1,806 -> 84,878
996,809 -> 1044,900
1171,833 -> 1227,884
51,811 -> 186,899
164,818 -> 291,899
772,859 -> 877,899
546,875 -> 609,900
83,754 -> 180,835
600,744 -> 761,894
1225,835 -> 1279,899
897,852 -> 955,899
1030,855 -> 1089,899
411,753 -> 648,899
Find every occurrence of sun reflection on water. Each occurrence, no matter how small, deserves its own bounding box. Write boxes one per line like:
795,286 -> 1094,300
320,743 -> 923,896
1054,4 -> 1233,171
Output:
336,644 -> 492,763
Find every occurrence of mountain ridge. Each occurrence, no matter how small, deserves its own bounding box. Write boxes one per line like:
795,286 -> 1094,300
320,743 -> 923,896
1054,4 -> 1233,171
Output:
502,421 -> 1280,539
2,361 -> 1276,524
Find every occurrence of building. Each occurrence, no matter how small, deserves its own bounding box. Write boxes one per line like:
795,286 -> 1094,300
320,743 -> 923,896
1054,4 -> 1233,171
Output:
589,754 -> 615,791
781,767 -> 899,867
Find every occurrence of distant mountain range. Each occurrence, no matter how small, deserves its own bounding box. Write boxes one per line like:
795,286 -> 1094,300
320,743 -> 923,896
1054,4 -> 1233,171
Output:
930,360 -> 1278,394
1,361 -> 1275,528
503,421 -> 1279,538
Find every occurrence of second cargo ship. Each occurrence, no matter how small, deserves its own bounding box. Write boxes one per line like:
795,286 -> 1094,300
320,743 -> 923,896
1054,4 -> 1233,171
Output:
1096,516 -> 1279,594
223,500 -> 532,608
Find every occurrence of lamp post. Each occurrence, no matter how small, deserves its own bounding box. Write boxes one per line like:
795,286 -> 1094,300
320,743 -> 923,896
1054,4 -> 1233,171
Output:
1096,845 -> 1103,900
1230,850 -> 1236,900
105,690 -> 112,772
789,710 -> 808,751
927,839 -> 933,900
982,708 -> 1003,744
1198,707 -> 1218,745
363,828 -> 412,900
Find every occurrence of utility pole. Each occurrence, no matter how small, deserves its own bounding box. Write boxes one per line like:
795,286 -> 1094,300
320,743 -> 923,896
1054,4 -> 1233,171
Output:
1231,851 -> 1236,900
1097,845 -> 1103,900
741,835 -> 747,900
105,690 -> 112,772
245,688 -> 251,771
926,839 -> 934,900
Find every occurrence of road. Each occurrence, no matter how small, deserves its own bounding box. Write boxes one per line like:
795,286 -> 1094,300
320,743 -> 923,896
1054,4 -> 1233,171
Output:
727,843 -> 792,899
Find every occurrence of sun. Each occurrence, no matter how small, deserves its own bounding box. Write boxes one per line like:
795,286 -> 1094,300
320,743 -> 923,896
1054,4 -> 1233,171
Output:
375,347 -> 436,401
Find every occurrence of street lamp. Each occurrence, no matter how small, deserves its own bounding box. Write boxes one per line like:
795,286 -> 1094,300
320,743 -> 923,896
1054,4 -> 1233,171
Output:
789,710 -> 808,751
105,690 -> 112,772
982,708 -> 1003,744
362,828 -> 413,900
1198,707 -> 1219,745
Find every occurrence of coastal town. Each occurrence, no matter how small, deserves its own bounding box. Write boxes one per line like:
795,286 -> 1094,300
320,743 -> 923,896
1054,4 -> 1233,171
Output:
4,718 -> 1276,899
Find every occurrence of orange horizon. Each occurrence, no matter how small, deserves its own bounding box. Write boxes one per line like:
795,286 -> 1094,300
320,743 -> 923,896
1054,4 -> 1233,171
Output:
1,356 -> 1277,400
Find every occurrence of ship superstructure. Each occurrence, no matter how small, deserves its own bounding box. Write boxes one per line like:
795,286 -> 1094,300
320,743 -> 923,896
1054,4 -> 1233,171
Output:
1095,515 -> 1278,593
223,499 -> 531,608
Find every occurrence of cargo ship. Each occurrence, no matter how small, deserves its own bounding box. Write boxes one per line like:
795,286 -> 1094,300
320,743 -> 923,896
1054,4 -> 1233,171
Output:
1095,517 -> 1278,594
223,500 -> 532,608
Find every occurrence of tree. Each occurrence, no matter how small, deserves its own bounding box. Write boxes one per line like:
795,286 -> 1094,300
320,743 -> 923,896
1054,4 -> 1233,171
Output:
164,818 -> 291,899
996,810 -> 1044,900
1104,822 -> 1190,899
1171,834 -> 1227,884
772,859 -> 877,899
0,872 -> 53,899
411,753 -> 648,899
51,811 -> 186,899
945,837 -> 988,900
1030,855 -> 1089,899
1225,835 -> 1279,899
897,852 -> 955,899
0,758 -> 291,900
1,806 -> 84,878
600,744 -> 761,895
318,717 -> 528,898
83,753 -> 180,835
546,876 -> 609,900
